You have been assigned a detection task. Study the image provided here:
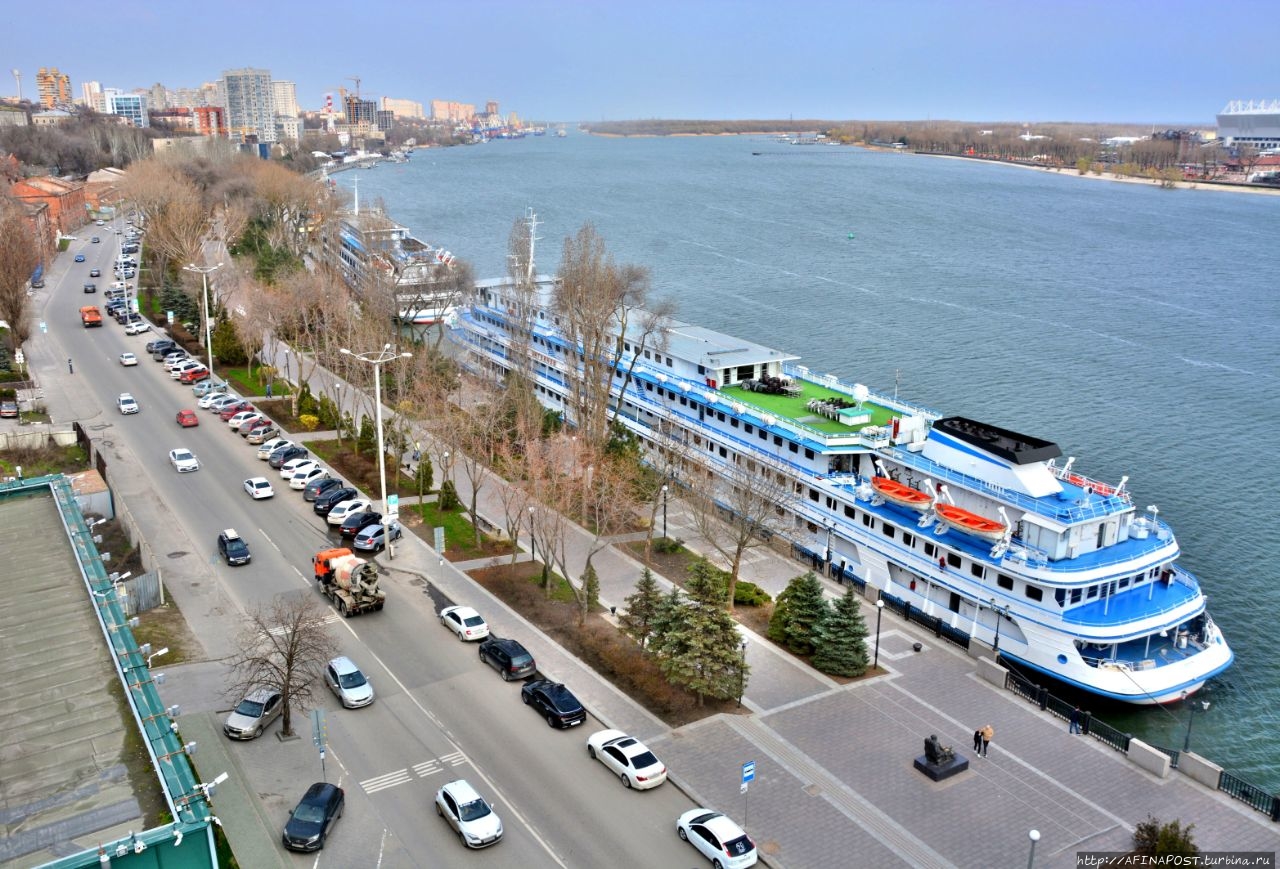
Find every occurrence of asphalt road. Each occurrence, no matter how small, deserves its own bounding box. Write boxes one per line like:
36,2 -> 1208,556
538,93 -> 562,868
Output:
43,220 -> 699,868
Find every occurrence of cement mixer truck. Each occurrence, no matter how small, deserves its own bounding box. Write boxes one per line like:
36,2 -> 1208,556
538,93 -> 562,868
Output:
313,547 -> 386,616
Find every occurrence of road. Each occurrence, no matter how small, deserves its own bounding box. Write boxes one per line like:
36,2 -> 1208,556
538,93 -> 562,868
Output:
40,220 -> 698,868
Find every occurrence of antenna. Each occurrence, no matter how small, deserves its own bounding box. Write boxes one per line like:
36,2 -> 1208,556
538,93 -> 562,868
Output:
11,69 -> 20,102
524,207 -> 541,285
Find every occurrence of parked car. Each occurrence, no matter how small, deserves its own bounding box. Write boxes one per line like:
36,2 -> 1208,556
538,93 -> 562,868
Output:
243,476 -> 275,499
434,779 -> 503,849
521,679 -> 587,728
209,395 -> 243,414
352,520 -> 401,552
125,320 -> 151,335
289,465 -> 330,490
244,421 -> 279,444
478,637 -> 536,682
227,410 -> 263,431
257,437 -> 292,459
217,528 -> 251,565
676,809 -> 757,869
199,390 -> 232,410
223,688 -> 282,740
439,605 -> 489,642
168,448 -> 200,472
175,409 -> 199,427
281,782 -> 344,852
303,477 -> 344,502
0,400 -> 19,419
172,360 -> 206,380
118,352 -> 138,367
280,457 -> 317,479
268,444 -> 308,469
192,379 -> 226,398
324,656 -> 373,708
219,401 -> 254,421
116,393 -> 139,415
313,487 -> 358,516
325,497 -> 371,525
89,267 -> 100,277
147,339 -> 176,356
179,367 -> 209,384
587,730 -> 668,789
339,510 -> 383,539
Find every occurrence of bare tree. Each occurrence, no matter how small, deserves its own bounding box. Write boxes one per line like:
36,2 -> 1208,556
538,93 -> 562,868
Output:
222,594 -> 337,738
0,197 -> 39,350
688,453 -> 795,610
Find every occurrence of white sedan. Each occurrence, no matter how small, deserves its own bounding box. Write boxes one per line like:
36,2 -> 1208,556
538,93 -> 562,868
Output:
280,458 -> 317,479
587,730 -> 668,790
116,393 -> 140,414
257,437 -> 292,459
288,466 -> 329,490
118,352 -> 138,367
169,448 -> 200,473
326,498 -> 372,525
439,606 -> 490,642
198,391 -> 231,410
243,477 -> 275,499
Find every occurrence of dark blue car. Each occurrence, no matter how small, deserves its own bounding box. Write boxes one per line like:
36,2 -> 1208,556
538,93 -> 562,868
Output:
282,782 -> 344,851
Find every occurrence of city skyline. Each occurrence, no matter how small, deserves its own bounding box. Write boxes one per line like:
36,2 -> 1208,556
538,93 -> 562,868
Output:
6,0 -> 1275,125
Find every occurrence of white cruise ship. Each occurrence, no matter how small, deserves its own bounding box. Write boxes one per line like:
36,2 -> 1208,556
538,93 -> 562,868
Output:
448,255 -> 1232,707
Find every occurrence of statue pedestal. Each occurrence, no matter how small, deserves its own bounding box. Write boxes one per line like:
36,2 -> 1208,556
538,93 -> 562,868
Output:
913,753 -> 970,781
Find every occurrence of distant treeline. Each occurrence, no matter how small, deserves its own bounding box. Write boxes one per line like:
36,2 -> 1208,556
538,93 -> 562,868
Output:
586,120 -> 837,136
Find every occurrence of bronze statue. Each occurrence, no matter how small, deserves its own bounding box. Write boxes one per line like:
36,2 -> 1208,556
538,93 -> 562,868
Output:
924,734 -> 955,765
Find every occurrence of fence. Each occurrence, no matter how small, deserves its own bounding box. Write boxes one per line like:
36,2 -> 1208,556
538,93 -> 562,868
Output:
1002,667 -> 1279,820
879,592 -> 971,653
122,571 -> 163,615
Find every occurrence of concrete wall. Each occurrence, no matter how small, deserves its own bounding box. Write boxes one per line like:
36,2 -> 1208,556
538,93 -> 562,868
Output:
1178,752 -> 1223,789
0,427 -> 78,452
1127,739 -> 1171,779
975,655 -> 1006,688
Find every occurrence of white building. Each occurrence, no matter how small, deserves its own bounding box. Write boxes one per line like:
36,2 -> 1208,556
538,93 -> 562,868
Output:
220,68 -> 276,143
105,90 -> 149,127
1216,100 -> 1280,150
272,80 -> 299,117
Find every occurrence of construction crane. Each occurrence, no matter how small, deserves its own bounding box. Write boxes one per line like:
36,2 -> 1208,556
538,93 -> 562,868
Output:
347,76 -> 361,99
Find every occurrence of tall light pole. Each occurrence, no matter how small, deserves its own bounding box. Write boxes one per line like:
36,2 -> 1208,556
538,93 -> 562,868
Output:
528,506 -> 536,565
183,262 -> 223,377
1027,829 -> 1040,869
340,344 -> 411,559
989,597 -> 1004,656
736,639 -> 748,708
874,598 -> 885,669
661,484 -> 668,540
824,519 -> 834,577
1182,691 -> 1210,753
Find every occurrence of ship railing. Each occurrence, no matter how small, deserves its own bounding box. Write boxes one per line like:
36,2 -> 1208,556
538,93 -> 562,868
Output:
1046,460 -> 1133,506
782,363 -> 941,420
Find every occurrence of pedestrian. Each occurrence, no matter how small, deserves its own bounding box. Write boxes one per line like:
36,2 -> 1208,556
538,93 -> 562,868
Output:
1069,706 -> 1082,734
973,728 -> 983,754
265,381 -> 273,398
67,357 -> 73,374
412,444 -> 421,463
980,724 -> 993,757
939,556 -> 947,572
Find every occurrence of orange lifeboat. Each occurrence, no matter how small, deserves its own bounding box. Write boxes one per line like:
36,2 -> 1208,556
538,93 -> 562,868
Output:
871,477 -> 933,511
935,503 -> 1007,542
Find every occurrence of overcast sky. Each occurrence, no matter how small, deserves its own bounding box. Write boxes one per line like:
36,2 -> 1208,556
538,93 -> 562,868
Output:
8,0 -> 1273,125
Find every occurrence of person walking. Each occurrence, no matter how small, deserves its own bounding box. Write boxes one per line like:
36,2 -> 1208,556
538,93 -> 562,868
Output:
973,728 -> 983,754
1069,706 -> 1082,734
980,724 -> 993,757
67,357 -> 74,374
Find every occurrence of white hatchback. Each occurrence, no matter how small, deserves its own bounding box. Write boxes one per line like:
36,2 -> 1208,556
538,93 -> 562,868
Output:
227,411 -> 262,431
257,437 -> 292,459
326,498 -> 372,525
198,391 -> 230,410
289,466 -> 329,490
280,458 -> 316,479
677,809 -> 757,868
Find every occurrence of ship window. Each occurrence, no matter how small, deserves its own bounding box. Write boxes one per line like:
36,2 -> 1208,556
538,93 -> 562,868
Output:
693,436 -> 702,447
758,428 -> 768,440
737,365 -> 753,380
863,513 -> 875,528
718,447 -> 727,458
1025,585 -> 1043,602
997,574 -> 1014,590
731,417 -> 739,428
773,435 -> 782,446
644,350 -> 651,359
624,342 -> 630,352
809,488 -> 819,502
947,553 -> 961,569
882,524 -> 895,539
1118,577 -> 1130,589
698,365 -> 706,375
826,497 -> 836,509
1054,588 -> 1066,607
1071,588 -> 1082,604
666,356 -> 673,366
788,442 -> 799,453
844,504 -> 856,518
902,532 -> 914,547
744,423 -> 753,433
970,563 -> 984,579
644,382 -> 652,391
804,448 -> 814,459
1086,585 -> 1098,599
924,542 -> 936,557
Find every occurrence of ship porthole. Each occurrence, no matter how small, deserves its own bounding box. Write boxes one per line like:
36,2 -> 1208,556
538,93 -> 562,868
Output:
1057,654 -> 1068,665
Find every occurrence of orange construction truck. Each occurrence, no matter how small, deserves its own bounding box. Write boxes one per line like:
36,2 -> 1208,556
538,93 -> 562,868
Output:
79,305 -> 102,327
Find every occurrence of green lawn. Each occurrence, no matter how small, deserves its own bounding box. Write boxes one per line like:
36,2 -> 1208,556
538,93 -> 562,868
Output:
412,502 -> 511,560
221,366 -> 291,398
720,380 -> 896,433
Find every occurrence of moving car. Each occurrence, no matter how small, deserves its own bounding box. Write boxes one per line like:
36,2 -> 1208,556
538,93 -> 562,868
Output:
175,409 -> 199,427
91,236 -> 100,243
586,730 -> 668,789
440,606 -> 490,642
324,656 -> 373,708
116,393 -> 139,415
168,448 -> 200,473
74,253 -> 85,262
676,809 -> 758,868
118,352 -> 138,367
313,487 -> 357,517
89,268 -> 100,277
325,497 -> 371,525
223,688 -> 282,740
521,679 -> 587,728
478,637 -> 536,682
281,782 -> 344,852
434,779 -> 503,849
0,400 -> 18,419
243,476 -> 275,499
217,529 -> 251,565
352,520 -> 401,552
338,510 -> 382,539
83,283 -> 96,293
302,476 -> 344,502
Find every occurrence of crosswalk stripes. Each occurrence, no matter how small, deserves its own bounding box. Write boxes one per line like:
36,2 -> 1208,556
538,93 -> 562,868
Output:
360,769 -> 412,794
364,751 -> 471,795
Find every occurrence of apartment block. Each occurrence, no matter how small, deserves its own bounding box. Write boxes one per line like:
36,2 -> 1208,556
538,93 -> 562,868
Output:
36,67 -> 72,109
430,100 -> 474,122
382,97 -> 424,119
220,68 -> 276,143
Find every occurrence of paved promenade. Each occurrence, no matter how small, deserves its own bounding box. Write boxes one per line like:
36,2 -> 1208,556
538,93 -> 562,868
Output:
22,319 -> 1279,869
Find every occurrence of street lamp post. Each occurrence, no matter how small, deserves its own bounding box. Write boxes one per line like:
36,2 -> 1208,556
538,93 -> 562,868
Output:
661,484 -> 668,541
824,520 -> 834,577
990,598 -> 1004,656
1182,692 -> 1211,753
737,639 -> 748,708
182,262 -> 223,377
340,344 -> 412,559
528,506 -> 536,565
1027,829 -> 1040,869
874,598 -> 885,669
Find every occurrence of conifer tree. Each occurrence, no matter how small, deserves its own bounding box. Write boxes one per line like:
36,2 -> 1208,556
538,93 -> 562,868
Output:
648,585 -> 686,650
813,585 -> 870,677
767,579 -> 798,644
580,561 -> 600,618
654,597 -> 746,705
621,568 -> 663,648
783,572 -> 829,655
685,558 -> 728,606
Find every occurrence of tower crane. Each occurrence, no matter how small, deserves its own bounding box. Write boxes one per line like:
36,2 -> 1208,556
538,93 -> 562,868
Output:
347,76 -> 361,99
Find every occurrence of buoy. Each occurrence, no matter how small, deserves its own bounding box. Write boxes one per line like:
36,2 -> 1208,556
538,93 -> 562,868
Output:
847,232 -> 855,239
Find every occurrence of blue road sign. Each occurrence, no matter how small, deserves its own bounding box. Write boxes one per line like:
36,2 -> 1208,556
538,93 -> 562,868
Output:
742,761 -> 755,783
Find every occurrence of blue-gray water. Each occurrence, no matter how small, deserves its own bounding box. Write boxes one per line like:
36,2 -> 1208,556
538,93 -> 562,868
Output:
341,134 -> 1280,789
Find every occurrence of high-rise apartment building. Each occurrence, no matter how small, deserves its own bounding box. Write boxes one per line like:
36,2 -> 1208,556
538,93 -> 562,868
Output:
382,97 -> 424,119
344,95 -> 377,127
272,80 -> 299,117
220,68 -> 276,143
430,100 -> 475,122
193,106 -> 228,137
81,81 -> 102,108
149,83 -> 170,111
36,68 -> 72,109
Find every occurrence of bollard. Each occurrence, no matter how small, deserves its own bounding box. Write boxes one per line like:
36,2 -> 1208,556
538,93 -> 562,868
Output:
1037,686 -> 1049,710
1082,710 -> 1092,736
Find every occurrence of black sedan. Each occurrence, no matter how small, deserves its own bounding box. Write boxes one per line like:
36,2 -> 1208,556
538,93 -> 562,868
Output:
268,445 -> 308,469
303,476 -> 345,502
313,486 -> 358,516
520,679 -> 587,728
282,782 -> 344,852
339,510 -> 383,539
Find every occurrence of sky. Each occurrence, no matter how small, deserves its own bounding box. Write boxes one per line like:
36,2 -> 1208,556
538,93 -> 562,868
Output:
6,0 -> 1274,125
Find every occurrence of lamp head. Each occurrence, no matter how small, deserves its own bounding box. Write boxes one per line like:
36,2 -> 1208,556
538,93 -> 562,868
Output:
876,599 -> 884,609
